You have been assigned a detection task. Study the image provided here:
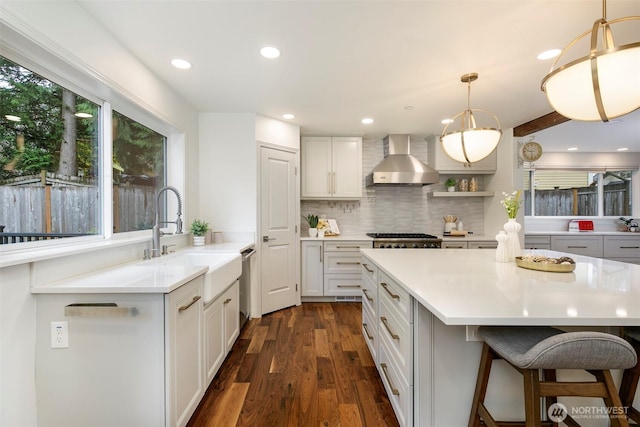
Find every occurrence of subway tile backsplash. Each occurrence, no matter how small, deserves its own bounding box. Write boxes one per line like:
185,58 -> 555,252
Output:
301,137 -> 486,236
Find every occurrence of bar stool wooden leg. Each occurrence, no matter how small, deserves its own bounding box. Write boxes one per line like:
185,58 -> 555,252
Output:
620,337 -> 640,424
469,342 -> 496,427
542,369 -> 559,427
523,369 -> 541,427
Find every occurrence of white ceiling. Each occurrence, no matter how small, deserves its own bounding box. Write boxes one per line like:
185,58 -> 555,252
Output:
75,0 -> 640,152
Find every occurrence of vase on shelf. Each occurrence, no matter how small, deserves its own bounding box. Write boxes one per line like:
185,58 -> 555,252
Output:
495,231 -> 509,263
308,227 -> 318,237
503,218 -> 522,260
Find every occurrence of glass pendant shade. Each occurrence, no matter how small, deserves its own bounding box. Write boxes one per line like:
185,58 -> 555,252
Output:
541,9 -> 640,122
440,73 -> 502,165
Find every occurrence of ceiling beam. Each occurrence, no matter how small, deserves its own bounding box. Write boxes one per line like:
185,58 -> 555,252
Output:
513,111 -> 570,137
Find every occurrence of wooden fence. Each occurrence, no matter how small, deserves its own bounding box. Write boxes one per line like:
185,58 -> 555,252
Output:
524,182 -> 630,216
0,184 -> 156,239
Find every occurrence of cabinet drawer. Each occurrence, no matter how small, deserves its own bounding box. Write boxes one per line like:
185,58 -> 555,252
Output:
361,256 -> 377,284
378,338 -> 413,427
324,253 -> 362,274
379,296 -> 413,383
379,272 -> 413,321
469,241 -> 497,249
604,236 -> 640,258
362,301 -> 377,360
324,274 -> 362,296
361,272 -> 377,314
442,241 -> 467,249
324,241 -> 371,252
551,235 -> 603,257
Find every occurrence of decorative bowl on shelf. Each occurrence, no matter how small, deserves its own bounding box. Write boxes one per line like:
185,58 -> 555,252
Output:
515,256 -> 576,273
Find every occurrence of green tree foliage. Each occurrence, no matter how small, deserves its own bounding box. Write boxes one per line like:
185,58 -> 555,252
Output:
0,56 -> 101,181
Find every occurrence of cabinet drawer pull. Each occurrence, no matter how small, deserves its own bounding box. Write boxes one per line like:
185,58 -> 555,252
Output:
336,261 -> 361,265
336,245 -> 361,249
380,363 -> 400,395
223,298 -> 232,304
380,317 -> 399,340
620,246 -> 640,249
380,282 -> 400,300
327,172 -> 331,194
362,288 -> 373,302
476,246 -> 495,249
64,303 -> 138,317
337,284 -> 361,288
178,296 -> 201,312
567,245 -> 587,249
362,263 -> 374,273
448,244 -> 465,248
363,323 -> 374,340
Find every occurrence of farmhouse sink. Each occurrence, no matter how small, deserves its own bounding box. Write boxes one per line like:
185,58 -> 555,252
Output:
154,250 -> 242,303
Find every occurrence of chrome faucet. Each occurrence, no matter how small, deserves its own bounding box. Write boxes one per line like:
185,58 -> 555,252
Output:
151,186 -> 183,257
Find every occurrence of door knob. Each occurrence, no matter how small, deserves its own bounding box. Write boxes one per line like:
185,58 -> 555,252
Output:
262,236 -> 276,242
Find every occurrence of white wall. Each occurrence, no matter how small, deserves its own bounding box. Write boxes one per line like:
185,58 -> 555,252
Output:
0,4 -> 200,426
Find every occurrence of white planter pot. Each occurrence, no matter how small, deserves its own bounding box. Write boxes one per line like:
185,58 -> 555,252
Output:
193,236 -> 205,246
308,228 -> 318,237
447,186 -> 455,192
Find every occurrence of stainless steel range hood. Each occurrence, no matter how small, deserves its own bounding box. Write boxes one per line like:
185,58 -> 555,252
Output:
366,134 -> 439,186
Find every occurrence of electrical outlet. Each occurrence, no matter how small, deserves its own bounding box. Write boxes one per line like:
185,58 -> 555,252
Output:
51,321 -> 69,348
466,325 -> 482,342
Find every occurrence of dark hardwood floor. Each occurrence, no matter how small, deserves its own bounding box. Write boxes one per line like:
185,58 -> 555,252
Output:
187,302 -> 400,427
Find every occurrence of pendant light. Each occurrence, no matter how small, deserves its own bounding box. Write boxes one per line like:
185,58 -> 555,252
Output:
541,0 -> 640,122
440,73 -> 502,166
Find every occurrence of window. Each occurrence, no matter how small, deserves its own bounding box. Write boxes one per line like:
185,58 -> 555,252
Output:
112,111 -> 166,233
523,169 -> 632,217
0,55 -> 168,245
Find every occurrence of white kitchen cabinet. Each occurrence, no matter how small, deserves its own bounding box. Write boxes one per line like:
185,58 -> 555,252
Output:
442,240 -> 496,249
301,241 -> 324,297
426,134 -> 497,174
165,276 -> 205,427
550,235 -> 603,258
604,235 -> 640,264
524,234 -> 551,250
302,240 -> 371,298
377,270 -> 414,427
361,256 -> 378,360
301,136 -> 362,199
204,280 -> 240,385
323,241 -> 368,297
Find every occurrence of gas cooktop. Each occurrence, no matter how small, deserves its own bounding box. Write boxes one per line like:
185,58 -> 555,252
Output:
366,232 -> 442,249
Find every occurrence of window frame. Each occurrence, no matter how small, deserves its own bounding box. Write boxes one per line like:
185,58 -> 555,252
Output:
524,168 -> 635,218
0,29 -> 184,254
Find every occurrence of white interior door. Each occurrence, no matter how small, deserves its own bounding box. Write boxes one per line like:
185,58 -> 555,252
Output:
260,146 -> 298,315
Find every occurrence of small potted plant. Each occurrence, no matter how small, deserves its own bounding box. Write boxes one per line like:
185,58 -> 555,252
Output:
445,178 -> 457,192
189,219 -> 209,246
303,214 -> 319,237
619,217 -> 638,232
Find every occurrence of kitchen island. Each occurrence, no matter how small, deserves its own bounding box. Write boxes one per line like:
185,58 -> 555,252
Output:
360,248 -> 640,427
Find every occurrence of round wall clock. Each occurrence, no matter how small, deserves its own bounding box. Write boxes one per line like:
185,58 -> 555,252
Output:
519,141 -> 543,162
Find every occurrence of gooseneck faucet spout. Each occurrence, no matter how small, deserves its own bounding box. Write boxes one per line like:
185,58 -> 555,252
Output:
152,186 -> 183,257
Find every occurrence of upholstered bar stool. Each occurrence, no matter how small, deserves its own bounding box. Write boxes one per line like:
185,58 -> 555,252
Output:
469,326 -> 637,427
620,327 -> 640,424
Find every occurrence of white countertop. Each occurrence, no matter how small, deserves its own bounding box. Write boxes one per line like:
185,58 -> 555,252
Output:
361,248 -> 640,327
526,231 -> 639,236
31,242 -> 251,294
440,233 -> 495,242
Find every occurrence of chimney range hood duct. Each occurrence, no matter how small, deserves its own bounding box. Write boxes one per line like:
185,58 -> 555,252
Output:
366,134 -> 439,186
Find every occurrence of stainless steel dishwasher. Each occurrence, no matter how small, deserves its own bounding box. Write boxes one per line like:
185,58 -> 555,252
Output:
240,246 -> 256,328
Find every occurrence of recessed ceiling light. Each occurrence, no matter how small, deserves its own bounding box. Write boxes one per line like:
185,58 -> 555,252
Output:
171,58 -> 192,70
567,147 -> 579,151
441,118 -> 454,124
260,46 -> 280,59
5,114 -> 21,122
361,118 -> 374,124
617,147 -> 629,151
74,112 -> 93,118
282,113 -> 295,120
537,49 -> 561,60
